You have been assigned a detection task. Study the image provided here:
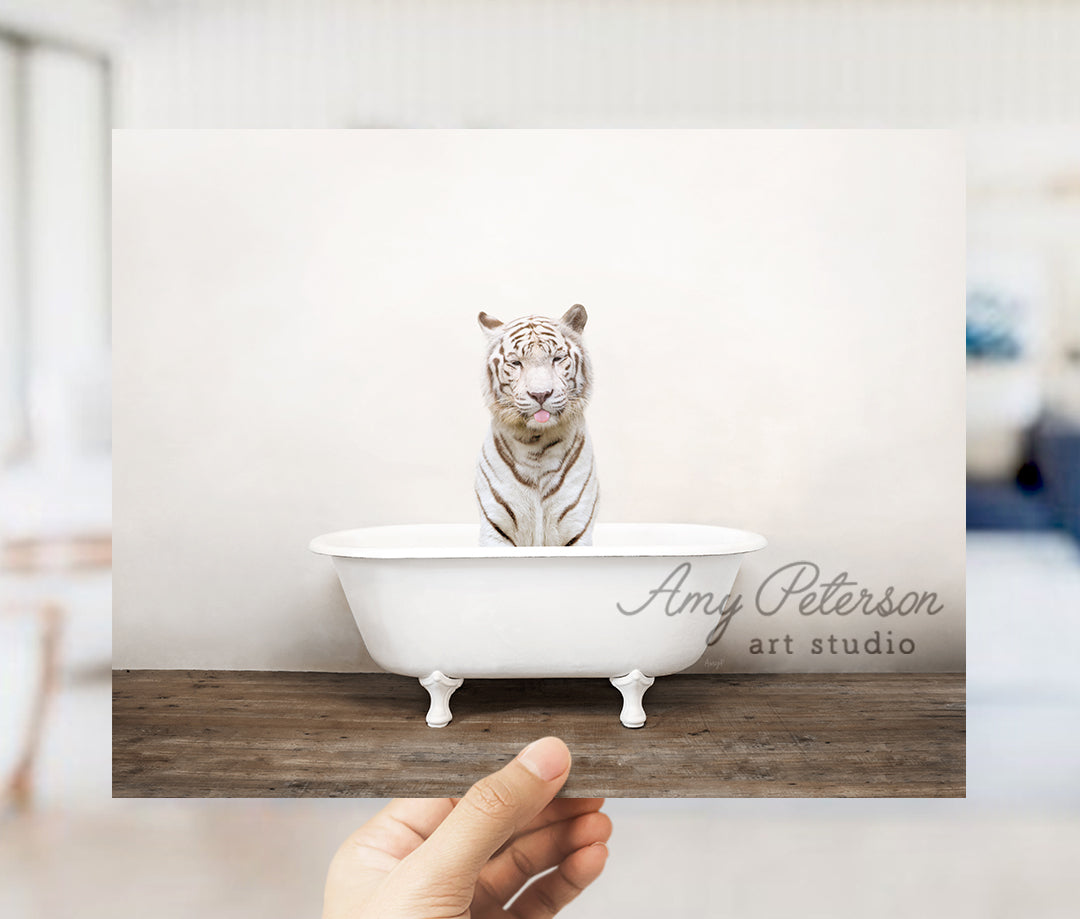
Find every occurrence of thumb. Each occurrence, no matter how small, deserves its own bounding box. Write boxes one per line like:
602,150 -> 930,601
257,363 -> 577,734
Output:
402,737 -> 572,882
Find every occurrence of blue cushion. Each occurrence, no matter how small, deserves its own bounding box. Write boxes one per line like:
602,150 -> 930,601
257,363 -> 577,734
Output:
1033,415 -> 1080,540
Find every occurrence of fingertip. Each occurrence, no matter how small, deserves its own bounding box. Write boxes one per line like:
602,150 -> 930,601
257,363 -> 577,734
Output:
584,841 -> 610,872
568,808 -> 613,846
566,840 -> 609,886
592,810 -> 614,843
516,736 -> 571,782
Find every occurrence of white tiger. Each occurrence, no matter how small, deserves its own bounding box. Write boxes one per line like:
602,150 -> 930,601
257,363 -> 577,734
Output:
475,305 -> 599,547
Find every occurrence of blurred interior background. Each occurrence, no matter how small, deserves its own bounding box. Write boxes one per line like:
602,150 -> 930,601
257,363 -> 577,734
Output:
2,1 -> 1079,917
966,129 -> 1080,813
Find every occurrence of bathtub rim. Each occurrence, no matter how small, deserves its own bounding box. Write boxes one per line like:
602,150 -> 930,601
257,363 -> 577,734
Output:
309,522 -> 767,559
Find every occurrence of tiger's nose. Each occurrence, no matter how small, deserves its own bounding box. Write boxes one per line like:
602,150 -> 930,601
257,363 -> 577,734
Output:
528,390 -> 553,406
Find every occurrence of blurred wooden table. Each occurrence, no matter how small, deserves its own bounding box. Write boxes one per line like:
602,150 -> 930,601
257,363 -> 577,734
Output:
2,534 -> 111,811
113,670 -> 965,798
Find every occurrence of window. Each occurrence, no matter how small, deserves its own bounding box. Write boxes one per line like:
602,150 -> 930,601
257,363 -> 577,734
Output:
0,27 -> 110,466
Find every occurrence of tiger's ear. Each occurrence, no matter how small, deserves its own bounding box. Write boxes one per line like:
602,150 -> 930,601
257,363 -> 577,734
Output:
560,304 -> 588,335
478,312 -> 503,333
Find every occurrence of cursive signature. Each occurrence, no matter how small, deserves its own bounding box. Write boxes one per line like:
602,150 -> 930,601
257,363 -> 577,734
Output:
755,561 -> 944,618
616,562 -> 742,646
616,559 -> 945,648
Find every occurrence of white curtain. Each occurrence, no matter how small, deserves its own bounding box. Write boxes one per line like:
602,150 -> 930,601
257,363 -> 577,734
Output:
0,37 -> 21,462
23,45 -> 110,462
0,36 -> 110,467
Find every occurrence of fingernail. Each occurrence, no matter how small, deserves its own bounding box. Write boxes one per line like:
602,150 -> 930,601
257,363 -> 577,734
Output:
517,736 -> 570,782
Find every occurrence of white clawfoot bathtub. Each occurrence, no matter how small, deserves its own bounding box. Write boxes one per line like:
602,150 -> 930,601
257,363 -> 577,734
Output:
310,523 -> 766,728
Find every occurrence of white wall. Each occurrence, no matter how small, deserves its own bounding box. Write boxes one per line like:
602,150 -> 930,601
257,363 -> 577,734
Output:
113,0 -> 1080,128
113,130 -> 964,673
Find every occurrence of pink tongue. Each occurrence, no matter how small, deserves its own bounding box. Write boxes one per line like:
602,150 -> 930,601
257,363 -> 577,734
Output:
534,410 -> 551,423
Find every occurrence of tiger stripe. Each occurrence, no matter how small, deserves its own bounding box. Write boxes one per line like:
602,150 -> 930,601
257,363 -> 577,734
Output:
558,460 -> 595,524
563,496 -> 598,547
542,432 -> 585,500
494,433 -> 536,488
478,458 -> 517,527
476,493 -> 516,546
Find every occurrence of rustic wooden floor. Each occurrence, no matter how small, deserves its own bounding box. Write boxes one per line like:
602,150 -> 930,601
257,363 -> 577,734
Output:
112,670 -> 964,798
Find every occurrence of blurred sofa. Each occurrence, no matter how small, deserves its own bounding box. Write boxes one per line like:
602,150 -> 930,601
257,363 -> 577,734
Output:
967,413 -> 1080,541
1034,414 -> 1080,541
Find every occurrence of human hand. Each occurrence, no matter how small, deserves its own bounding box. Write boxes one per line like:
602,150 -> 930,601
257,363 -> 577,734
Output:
323,737 -> 611,918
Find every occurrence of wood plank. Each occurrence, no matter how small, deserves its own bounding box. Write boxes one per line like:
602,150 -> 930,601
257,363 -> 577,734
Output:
112,671 -> 965,798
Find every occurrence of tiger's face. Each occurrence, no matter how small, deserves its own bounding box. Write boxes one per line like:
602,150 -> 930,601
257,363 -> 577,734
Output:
478,305 -> 592,432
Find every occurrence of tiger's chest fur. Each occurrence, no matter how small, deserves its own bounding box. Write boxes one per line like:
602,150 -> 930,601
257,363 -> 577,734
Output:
476,420 -> 598,547
474,304 -> 598,547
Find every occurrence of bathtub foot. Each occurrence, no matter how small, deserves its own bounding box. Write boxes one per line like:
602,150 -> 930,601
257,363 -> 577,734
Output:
420,671 -> 464,727
610,670 -> 655,728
